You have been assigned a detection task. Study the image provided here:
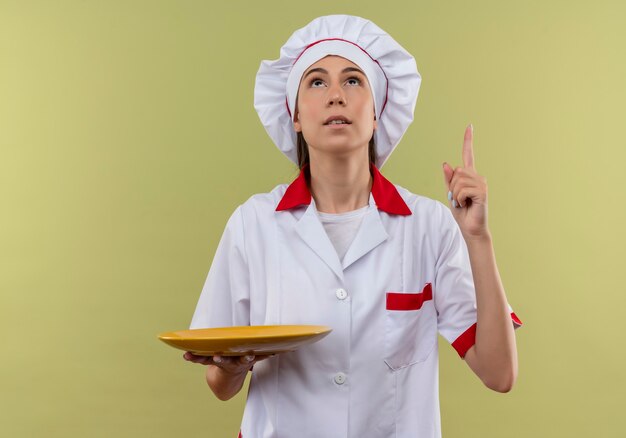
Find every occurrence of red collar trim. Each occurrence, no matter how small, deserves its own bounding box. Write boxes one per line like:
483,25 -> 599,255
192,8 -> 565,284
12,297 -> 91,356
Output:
275,165 -> 312,211
276,163 -> 411,215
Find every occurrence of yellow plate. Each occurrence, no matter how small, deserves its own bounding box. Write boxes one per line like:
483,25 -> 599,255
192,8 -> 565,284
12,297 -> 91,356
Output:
158,325 -> 332,356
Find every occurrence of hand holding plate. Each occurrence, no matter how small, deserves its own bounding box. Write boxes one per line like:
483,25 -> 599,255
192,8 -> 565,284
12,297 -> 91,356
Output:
183,351 -> 273,373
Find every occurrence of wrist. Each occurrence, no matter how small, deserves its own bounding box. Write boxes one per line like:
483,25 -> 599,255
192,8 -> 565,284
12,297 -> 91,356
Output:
463,230 -> 493,246
216,362 -> 250,378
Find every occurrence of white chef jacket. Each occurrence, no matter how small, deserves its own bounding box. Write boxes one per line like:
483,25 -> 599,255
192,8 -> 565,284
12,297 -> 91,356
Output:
190,163 -> 523,438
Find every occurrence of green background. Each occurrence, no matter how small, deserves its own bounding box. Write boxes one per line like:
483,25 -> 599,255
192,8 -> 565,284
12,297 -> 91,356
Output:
1,0 -> 624,436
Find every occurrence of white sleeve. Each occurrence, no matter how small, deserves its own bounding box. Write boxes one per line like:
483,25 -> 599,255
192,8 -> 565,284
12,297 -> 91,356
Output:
189,205 -> 250,329
433,202 -> 523,359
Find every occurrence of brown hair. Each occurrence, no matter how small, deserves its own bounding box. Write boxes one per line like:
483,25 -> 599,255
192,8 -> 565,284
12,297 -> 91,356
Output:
296,132 -> 377,169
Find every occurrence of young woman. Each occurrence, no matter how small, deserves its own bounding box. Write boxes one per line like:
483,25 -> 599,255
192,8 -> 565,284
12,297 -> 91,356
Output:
184,15 -> 523,438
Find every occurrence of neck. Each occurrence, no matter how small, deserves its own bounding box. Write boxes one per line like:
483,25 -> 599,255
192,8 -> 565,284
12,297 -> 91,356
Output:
307,151 -> 372,214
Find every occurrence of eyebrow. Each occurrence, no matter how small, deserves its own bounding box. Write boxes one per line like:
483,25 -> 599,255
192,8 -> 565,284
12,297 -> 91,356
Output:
303,67 -> 365,80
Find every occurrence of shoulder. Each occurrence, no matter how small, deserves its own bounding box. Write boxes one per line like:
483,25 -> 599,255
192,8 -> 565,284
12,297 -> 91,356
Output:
238,183 -> 289,213
218,184 -> 289,244
227,183 -> 291,224
393,184 -> 451,222
393,184 -> 460,255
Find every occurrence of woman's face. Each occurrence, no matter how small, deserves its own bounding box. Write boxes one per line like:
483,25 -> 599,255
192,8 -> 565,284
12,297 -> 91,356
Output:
293,55 -> 377,161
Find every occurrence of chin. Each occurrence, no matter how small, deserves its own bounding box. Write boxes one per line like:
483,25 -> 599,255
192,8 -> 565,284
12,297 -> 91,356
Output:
312,144 -> 367,159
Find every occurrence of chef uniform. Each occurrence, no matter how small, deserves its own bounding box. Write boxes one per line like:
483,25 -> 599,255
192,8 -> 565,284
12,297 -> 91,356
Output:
190,15 -> 523,438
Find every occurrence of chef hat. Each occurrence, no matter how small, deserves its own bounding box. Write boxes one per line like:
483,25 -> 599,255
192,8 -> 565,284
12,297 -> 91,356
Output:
254,14 -> 421,168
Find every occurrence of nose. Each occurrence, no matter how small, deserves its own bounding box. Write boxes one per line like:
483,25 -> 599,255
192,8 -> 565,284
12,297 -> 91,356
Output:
326,83 -> 346,106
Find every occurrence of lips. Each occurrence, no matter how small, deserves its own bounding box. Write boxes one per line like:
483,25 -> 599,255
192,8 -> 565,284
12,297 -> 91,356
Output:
323,115 -> 352,125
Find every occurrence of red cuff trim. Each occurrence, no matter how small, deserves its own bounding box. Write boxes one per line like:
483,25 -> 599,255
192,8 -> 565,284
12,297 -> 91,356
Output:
386,283 -> 432,310
238,431 -> 242,438
452,312 -> 523,359
452,322 -> 477,359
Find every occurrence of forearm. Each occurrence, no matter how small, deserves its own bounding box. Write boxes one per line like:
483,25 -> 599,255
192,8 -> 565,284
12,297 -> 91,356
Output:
206,365 -> 248,401
465,232 -> 518,391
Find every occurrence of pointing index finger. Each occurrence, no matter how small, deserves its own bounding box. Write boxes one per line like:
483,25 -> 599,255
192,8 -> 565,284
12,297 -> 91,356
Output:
463,124 -> 475,169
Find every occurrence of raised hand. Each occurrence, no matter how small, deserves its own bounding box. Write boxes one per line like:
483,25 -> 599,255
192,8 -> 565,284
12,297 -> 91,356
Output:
442,124 -> 490,240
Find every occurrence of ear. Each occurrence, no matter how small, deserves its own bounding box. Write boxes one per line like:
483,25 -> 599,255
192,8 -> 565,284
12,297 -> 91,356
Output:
372,106 -> 378,131
293,109 -> 302,133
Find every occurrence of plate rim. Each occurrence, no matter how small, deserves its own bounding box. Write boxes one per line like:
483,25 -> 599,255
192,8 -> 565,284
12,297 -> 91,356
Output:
157,324 -> 332,341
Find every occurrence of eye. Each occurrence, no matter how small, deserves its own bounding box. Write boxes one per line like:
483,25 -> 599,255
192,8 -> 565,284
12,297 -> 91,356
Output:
309,77 -> 325,87
346,76 -> 361,86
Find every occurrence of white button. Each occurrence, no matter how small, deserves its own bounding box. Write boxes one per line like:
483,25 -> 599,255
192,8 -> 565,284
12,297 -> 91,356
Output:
335,288 -> 348,300
334,372 -> 347,385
